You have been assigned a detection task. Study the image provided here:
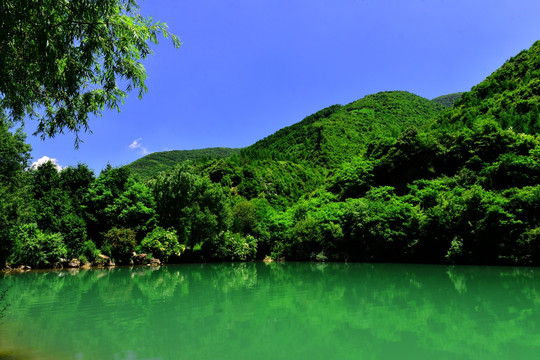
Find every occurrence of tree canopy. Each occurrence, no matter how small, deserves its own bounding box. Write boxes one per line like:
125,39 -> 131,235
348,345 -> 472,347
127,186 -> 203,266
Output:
0,0 -> 180,143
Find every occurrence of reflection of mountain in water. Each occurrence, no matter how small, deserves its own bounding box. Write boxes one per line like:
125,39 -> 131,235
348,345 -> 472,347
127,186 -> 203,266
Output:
1,263 -> 540,359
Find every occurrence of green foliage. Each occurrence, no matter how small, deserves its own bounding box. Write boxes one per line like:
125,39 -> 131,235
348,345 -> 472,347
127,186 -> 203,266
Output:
84,166 -> 156,245
211,231 -> 257,261
246,91 -> 445,167
204,156 -> 325,209
139,227 -> 183,262
371,127 -> 439,192
0,118 -> 32,264
231,199 -> 258,235
8,223 -> 67,268
439,40 -> 540,134
431,92 -> 465,107
103,228 -> 137,264
127,147 -> 241,180
328,157 -> 374,200
151,164 -> 229,249
0,118 -> 31,187
3,40 -> 540,266
79,240 -> 102,264
0,0 -> 180,143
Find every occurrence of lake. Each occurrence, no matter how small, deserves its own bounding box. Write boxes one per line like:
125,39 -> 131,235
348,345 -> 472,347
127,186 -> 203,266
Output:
1,262 -> 539,359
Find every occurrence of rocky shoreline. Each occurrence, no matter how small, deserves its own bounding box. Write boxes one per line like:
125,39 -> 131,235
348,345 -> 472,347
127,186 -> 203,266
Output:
2,252 -> 162,273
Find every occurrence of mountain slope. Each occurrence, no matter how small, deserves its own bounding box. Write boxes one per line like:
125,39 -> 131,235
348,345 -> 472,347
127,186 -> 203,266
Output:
440,40 -> 540,133
245,91 -> 446,167
127,147 -> 240,179
431,92 -> 464,107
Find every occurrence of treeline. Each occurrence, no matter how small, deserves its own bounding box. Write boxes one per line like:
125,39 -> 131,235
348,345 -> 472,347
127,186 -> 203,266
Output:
3,116 -> 540,267
2,40 -> 540,267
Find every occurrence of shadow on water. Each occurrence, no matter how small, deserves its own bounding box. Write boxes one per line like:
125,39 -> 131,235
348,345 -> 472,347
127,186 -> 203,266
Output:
1,263 -> 540,359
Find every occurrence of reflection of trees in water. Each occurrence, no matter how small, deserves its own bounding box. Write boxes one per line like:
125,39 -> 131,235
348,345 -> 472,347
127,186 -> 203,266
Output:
1,264 -> 540,359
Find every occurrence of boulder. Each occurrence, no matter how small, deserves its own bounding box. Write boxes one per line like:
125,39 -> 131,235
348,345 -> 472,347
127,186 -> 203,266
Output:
132,253 -> 148,265
68,259 -> 80,268
147,258 -> 161,267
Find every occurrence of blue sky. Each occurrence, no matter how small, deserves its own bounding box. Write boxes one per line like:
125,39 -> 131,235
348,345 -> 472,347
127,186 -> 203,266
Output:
26,0 -> 540,173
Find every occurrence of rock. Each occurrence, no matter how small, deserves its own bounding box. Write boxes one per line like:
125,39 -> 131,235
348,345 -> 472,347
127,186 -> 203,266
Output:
81,263 -> 92,269
68,259 -> 80,268
19,265 -> 31,271
132,253 -> 148,265
53,262 -> 63,270
147,258 -> 161,267
96,254 -> 115,266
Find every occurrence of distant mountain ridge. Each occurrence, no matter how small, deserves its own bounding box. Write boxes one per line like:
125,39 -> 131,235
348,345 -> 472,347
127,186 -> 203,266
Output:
431,92 -> 464,107
127,91 -> 445,178
439,40 -> 540,133
243,91 -> 445,167
127,147 -> 240,179
128,39 -> 540,181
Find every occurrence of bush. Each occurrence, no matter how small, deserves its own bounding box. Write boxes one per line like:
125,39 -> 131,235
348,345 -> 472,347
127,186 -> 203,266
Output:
214,231 -> 257,261
79,240 -> 102,265
138,227 -> 183,262
103,228 -> 136,264
8,223 -> 67,267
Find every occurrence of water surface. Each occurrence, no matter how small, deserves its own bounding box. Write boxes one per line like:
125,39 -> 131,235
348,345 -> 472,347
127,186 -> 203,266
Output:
1,262 -> 540,359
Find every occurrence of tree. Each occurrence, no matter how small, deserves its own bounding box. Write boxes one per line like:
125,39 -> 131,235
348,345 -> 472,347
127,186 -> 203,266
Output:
0,0 -> 180,143
84,166 -> 156,246
0,117 -> 32,264
151,164 -> 229,251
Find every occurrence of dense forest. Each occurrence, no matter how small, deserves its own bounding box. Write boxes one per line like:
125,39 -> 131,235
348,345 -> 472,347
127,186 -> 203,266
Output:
128,147 -> 241,180
2,40 -> 540,268
431,92 -> 464,107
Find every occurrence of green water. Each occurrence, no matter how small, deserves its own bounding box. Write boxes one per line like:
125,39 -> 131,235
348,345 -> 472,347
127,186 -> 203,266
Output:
1,262 -> 540,359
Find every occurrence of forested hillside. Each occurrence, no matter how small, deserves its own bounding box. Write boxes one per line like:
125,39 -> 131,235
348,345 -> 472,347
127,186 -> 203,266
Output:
2,40 -> 540,268
439,40 -> 540,133
431,92 -> 464,107
127,147 -> 240,180
245,91 -> 445,167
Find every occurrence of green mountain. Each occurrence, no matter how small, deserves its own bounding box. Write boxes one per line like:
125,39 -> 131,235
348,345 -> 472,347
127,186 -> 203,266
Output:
10,40 -> 540,267
440,40 -> 540,133
128,91 -> 445,182
245,91 -> 446,167
431,92 -> 464,107
127,147 -> 240,179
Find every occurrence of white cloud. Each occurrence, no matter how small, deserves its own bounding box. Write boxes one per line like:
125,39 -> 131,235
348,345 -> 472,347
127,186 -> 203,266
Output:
31,156 -> 62,171
129,138 -> 149,155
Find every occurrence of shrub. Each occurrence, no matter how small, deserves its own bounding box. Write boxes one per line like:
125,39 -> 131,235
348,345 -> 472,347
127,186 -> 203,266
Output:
214,231 -> 257,261
79,240 -> 102,264
103,228 -> 136,264
138,227 -> 183,262
8,223 -> 67,267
